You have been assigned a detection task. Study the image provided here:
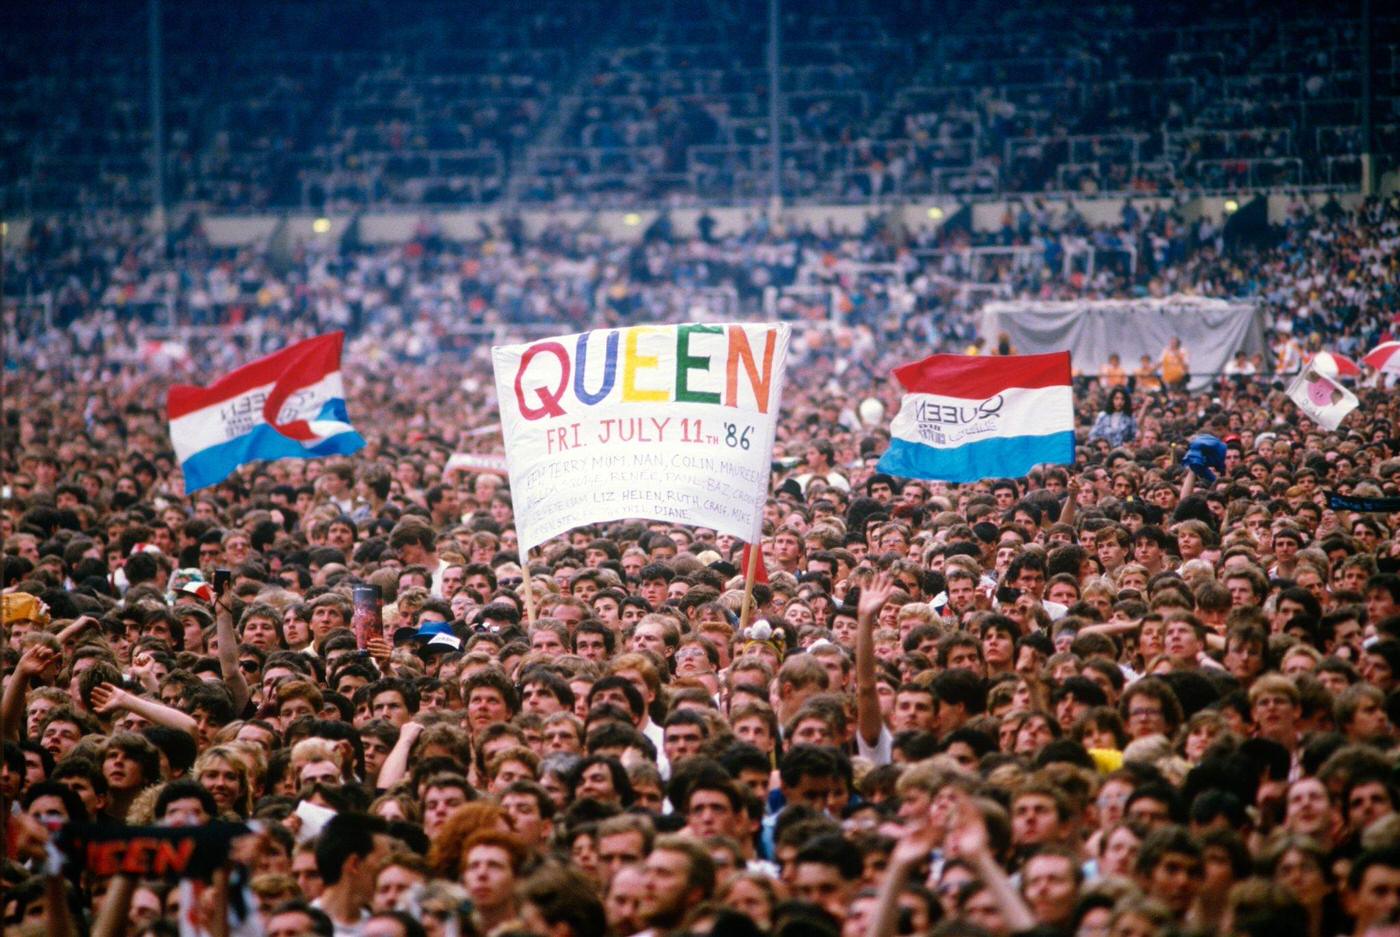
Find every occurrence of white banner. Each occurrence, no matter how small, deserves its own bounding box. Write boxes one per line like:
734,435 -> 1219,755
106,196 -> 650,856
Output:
492,324 -> 791,558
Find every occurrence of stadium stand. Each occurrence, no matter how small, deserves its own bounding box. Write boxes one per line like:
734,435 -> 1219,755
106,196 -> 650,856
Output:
3,0 -> 1396,211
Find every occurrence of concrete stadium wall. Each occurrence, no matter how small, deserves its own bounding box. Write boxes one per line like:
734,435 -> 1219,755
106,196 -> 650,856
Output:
357,214 -> 425,244
2,218 -> 32,246
12,191 -> 1362,250
963,196 -> 1182,231
203,216 -> 281,248
1263,192 -> 1366,223
279,203 -> 924,248
281,215 -> 352,244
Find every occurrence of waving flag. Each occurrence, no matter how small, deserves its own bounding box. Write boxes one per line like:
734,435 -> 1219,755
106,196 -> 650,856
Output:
1286,365 -> 1357,431
168,333 -> 364,493
877,352 -> 1074,482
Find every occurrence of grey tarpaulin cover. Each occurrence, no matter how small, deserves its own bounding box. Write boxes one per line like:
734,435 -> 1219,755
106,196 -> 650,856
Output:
980,298 -> 1268,391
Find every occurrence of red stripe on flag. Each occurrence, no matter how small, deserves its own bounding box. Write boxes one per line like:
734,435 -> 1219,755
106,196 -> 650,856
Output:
261,334 -> 348,440
891,352 -> 1071,398
166,333 -> 345,420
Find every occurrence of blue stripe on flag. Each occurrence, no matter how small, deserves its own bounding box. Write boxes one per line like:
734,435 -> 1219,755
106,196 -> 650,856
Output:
876,431 -> 1075,483
316,398 -> 350,422
181,424 -> 365,492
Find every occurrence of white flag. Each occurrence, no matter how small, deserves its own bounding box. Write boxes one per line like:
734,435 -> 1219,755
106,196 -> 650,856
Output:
1287,366 -> 1358,431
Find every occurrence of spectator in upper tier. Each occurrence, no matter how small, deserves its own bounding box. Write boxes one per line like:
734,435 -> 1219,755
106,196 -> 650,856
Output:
1099,353 -> 1129,388
1160,337 -> 1191,389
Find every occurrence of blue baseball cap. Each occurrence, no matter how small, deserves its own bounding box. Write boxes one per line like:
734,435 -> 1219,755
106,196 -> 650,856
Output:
393,618 -> 455,646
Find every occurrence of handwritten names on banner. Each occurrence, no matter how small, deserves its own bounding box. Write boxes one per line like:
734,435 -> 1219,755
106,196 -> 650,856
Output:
491,323 -> 791,556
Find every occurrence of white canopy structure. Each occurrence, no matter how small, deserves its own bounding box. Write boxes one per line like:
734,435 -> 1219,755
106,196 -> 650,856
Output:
981,297 -> 1269,391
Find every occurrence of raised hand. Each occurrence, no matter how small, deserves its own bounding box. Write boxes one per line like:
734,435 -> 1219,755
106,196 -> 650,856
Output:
130,652 -> 160,691
89,682 -> 129,716
229,828 -> 284,868
857,571 -> 897,623
15,644 -> 58,679
365,636 -> 393,664
57,615 -> 99,646
943,789 -> 991,862
889,800 -> 941,869
619,746 -> 648,771
8,812 -> 52,863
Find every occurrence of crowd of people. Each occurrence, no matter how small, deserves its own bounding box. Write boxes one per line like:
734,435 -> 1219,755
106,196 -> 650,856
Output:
7,190 -> 1399,387
4,190 -> 1400,937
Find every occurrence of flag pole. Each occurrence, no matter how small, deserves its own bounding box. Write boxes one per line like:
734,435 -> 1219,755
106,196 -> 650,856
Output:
521,558 -> 537,627
738,538 -> 761,631
739,444 -> 779,632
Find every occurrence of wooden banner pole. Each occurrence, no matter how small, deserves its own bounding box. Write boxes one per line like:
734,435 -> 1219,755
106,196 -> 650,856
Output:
521,558 -> 537,627
738,538 -> 761,631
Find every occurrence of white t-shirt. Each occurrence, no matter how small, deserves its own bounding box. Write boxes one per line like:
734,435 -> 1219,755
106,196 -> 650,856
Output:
310,898 -> 367,937
642,718 -> 671,778
857,723 -> 893,767
430,557 -> 450,598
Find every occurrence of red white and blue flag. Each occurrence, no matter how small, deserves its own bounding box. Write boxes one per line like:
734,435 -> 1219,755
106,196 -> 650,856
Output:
876,352 -> 1074,482
167,332 -> 364,493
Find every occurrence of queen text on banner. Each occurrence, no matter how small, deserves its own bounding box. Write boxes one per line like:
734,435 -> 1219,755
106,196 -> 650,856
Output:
492,324 -> 790,560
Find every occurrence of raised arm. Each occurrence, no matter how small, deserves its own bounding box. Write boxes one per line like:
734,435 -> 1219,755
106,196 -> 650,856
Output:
55,615 -> 101,648
1178,463 -> 1196,502
90,682 -> 199,737
856,572 -> 896,749
1077,618 -> 1141,639
1059,477 -> 1080,528
945,790 -> 1036,933
214,588 -> 250,715
11,815 -> 79,937
45,866 -> 78,937
869,802 -> 940,937
91,876 -> 136,937
1,644 -> 55,740
375,719 -> 422,790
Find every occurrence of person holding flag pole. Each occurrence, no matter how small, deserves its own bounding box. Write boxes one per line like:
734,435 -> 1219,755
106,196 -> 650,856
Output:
737,535 -> 769,632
